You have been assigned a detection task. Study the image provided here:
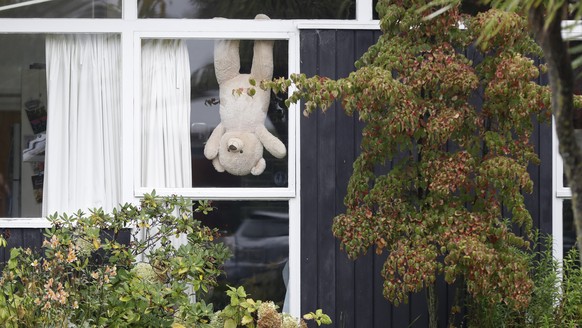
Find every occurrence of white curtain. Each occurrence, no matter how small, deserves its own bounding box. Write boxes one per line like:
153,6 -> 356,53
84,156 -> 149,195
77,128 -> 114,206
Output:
43,34 -> 121,216
141,39 -> 192,188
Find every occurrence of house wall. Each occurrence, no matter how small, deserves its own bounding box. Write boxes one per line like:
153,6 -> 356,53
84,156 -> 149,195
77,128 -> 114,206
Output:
0,28 -> 554,328
0,228 -> 131,268
299,29 -> 553,327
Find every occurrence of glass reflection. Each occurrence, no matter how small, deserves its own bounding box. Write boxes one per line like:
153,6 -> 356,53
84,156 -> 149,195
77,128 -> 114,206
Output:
0,0 -> 121,18
200,201 -> 289,309
138,0 -> 355,19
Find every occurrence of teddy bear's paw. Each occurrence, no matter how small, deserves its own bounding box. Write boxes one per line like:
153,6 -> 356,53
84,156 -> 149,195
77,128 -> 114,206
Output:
251,158 -> 266,176
270,142 -> 286,159
212,157 -> 226,173
204,146 -> 218,160
264,138 -> 286,159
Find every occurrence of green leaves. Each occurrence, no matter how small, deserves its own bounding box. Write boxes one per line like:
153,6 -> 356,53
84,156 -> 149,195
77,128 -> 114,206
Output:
0,192 -> 234,327
303,309 -> 333,326
269,0 -> 546,317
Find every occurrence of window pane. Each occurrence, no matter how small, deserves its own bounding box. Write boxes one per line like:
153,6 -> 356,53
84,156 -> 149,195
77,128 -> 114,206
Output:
141,39 -> 289,188
200,201 -> 289,309
0,34 -> 46,218
563,199 -> 576,256
0,0 -> 121,18
138,0 -> 355,19
0,34 -> 122,218
563,41 -> 582,189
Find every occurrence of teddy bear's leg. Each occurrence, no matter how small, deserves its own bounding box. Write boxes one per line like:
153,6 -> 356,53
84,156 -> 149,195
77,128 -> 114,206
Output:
212,157 -> 226,173
214,40 -> 240,85
204,123 -> 225,160
251,15 -> 274,83
256,125 -> 287,159
251,158 -> 266,176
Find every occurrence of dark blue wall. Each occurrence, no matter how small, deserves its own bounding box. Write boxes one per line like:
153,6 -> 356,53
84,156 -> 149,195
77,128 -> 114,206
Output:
299,29 -> 553,328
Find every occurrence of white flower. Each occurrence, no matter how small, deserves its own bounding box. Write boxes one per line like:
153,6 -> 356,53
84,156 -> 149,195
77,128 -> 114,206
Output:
131,262 -> 160,283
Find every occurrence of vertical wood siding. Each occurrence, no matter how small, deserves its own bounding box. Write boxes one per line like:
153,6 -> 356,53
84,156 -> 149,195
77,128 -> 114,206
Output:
299,29 -> 552,328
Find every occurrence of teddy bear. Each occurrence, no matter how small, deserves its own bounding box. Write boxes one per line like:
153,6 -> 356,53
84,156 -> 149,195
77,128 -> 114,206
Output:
204,14 -> 286,176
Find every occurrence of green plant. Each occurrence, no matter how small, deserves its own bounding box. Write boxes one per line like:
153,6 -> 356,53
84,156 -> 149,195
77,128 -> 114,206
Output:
0,193 -> 331,328
0,192 -> 231,327
268,1 -> 551,326
483,0 -> 582,267
303,309 -> 332,326
557,248 -> 582,326
466,235 -> 582,327
207,285 -> 329,328
221,285 -> 262,327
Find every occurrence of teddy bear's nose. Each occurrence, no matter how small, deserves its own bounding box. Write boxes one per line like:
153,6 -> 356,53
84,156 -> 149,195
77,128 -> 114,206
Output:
227,138 -> 244,152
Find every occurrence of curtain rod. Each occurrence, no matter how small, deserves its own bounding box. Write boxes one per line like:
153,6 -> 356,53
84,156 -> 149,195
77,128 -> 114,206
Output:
0,0 -> 56,12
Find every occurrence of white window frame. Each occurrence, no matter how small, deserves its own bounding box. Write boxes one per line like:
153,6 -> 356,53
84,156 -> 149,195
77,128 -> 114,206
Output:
553,119 -> 568,263
552,22 -> 582,262
0,0 -> 381,317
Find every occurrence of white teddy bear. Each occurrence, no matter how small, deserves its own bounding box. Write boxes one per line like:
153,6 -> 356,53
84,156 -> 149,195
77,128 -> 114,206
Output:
204,14 -> 286,176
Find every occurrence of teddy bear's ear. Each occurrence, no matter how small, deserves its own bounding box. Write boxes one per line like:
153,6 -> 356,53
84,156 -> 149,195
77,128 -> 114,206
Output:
214,39 -> 240,85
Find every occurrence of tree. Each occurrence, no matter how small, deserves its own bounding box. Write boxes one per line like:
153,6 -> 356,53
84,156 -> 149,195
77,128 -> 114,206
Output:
269,1 -> 551,326
484,0 -> 582,266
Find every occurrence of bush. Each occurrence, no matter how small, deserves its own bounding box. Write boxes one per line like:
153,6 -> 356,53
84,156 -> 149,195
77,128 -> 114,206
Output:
467,234 -> 582,327
0,192 -> 330,327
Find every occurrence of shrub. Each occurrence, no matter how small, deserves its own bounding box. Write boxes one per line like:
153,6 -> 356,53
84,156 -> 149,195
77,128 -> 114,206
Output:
466,234 -> 582,327
0,192 -> 231,327
0,192 -> 330,328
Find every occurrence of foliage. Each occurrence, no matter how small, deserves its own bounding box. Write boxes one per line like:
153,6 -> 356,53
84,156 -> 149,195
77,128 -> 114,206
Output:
302,309 -> 332,326
268,0 -> 551,322
0,192 -> 330,327
467,235 -> 582,327
0,192 -> 231,327
174,284 -> 328,328
482,0 -> 582,267
204,285 -> 315,328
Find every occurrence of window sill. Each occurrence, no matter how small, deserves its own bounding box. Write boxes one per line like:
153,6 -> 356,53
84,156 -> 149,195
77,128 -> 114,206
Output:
0,217 -> 50,228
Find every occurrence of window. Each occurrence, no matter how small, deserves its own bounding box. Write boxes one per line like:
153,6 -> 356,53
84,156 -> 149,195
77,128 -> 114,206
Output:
140,38 -> 289,189
0,34 -> 46,218
0,0 -> 122,18
138,0 -> 356,19
553,35 -> 582,262
0,0 -> 380,316
201,201 -> 289,308
0,33 -> 123,218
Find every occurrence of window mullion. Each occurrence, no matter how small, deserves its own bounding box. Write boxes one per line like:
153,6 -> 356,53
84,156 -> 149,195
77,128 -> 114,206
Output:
121,29 -> 135,205
356,0 -> 373,21
123,0 -> 137,20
